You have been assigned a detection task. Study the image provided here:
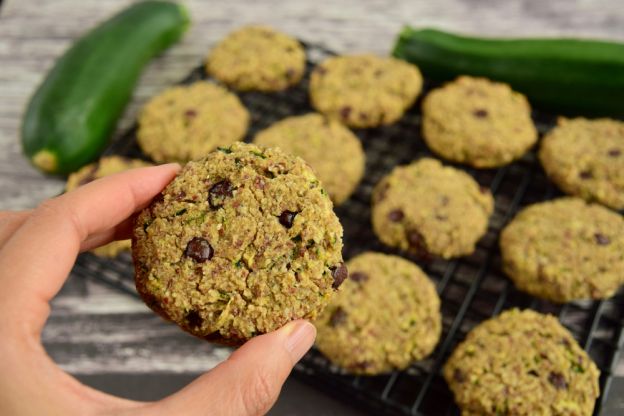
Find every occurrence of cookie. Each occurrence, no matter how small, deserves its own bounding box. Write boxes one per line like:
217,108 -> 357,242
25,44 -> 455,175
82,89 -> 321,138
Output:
315,252 -> 441,375
422,76 -> 538,168
371,158 -> 494,259
444,308 -> 600,416
254,113 -> 365,205
66,156 -> 151,257
309,54 -> 423,128
539,117 -> 624,210
206,25 -> 305,92
132,142 -> 346,345
500,197 -> 624,303
137,82 -> 249,163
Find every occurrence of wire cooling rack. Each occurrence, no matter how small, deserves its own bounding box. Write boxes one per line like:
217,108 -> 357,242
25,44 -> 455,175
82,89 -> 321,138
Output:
71,41 -> 624,415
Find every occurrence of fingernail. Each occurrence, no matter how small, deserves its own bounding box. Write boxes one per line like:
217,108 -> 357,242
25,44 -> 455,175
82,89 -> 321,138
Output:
283,320 -> 316,363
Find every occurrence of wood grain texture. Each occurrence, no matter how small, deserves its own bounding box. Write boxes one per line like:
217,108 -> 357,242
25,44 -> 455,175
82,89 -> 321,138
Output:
1,0 -> 624,413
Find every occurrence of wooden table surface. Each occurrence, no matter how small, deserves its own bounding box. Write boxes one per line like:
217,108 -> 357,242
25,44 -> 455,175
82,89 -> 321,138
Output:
2,1 -> 624,415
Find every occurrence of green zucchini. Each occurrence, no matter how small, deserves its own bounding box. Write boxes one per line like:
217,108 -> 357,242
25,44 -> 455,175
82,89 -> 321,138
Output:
393,27 -> 624,117
22,1 -> 189,174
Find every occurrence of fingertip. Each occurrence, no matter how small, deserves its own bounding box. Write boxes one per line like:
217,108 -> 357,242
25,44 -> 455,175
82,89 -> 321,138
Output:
280,320 -> 316,363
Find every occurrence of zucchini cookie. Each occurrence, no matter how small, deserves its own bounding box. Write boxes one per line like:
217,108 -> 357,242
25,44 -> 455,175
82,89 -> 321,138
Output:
254,113 -> 365,205
500,197 -> 624,303
422,76 -> 538,168
315,252 -> 441,375
137,82 -> 249,163
539,117 -> 624,210
66,156 -> 151,257
444,308 -> 600,416
132,142 -> 346,344
206,26 -> 305,92
371,158 -> 494,259
309,54 -> 423,128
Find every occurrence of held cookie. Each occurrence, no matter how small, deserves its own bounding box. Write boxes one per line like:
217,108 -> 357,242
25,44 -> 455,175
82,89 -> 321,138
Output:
315,252 -> 441,375
309,54 -> 423,128
137,82 -> 249,163
500,197 -> 624,303
539,117 -> 624,210
254,113 -> 365,205
371,158 -> 494,259
132,142 -> 346,345
444,309 -> 600,416
66,156 -> 152,257
422,76 -> 538,168
206,26 -> 305,92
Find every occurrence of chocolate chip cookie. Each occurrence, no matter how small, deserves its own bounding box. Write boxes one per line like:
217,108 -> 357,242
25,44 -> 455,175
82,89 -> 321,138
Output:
254,113 -> 365,205
539,117 -> 624,210
371,158 -> 494,259
206,25 -> 306,92
137,82 -> 249,163
500,197 -> 624,303
315,251 -> 441,375
444,308 -> 600,416
132,142 -> 346,345
309,54 -> 423,128
422,76 -> 538,168
66,156 -> 152,257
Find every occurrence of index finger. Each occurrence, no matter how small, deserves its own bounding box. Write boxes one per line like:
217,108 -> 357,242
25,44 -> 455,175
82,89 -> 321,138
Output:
0,163 -> 179,335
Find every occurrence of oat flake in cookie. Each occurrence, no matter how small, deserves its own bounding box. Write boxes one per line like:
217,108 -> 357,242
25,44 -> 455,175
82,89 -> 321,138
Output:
371,158 -> 494,259
444,309 -> 600,416
500,197 -> 624,303
132,142 -> 345,345
206,26 -> 306,92
315,252 -> 441,375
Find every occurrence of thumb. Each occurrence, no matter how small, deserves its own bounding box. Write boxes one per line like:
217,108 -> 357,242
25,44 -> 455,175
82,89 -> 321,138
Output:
151,320 -> 316,416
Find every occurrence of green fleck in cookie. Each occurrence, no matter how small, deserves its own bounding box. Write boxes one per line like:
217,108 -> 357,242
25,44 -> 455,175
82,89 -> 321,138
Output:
206,25 -> 306,92
66,156 -> 152,258
422,76 -> 538,168
132,142 -> 346,345
309,54 -> 423,128
444,308 -> 600,416
137,82 -> 249,163
254,113 -> 365,205
500,197 -> 624,303
371,158 -> 493,259
315,252 -> 441,375
539,117 -> 624,210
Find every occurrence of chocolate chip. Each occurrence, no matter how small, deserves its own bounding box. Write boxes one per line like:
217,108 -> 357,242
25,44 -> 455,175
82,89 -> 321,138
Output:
186,310 -> 203,329
453,368 -> 466,383
579,170 -> 593,179
388,209 -> 404,222
175,190 -> 187,201
548,372 -> 568,390
350,271 -> 368,283
279,210 -> 297,228
315,66 -> 327,75
329,307 -> 347,327
594,233 -> 610,245
608,148 -> 621,157
407,229 -> 430,259
340,106 -> 352,120
473,109 -> 488,118
184,109 -> 197,118
209,180 -> 234,208
184,237 -> 213,262
331,262 -> 348,289
528,370 -> 539,377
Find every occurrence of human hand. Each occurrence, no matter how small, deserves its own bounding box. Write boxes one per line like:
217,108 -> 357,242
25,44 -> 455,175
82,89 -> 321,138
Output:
0,164 -> 316,416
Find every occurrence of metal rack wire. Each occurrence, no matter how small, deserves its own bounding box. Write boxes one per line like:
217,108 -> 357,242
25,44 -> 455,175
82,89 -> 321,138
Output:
72,41 -> 623,415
